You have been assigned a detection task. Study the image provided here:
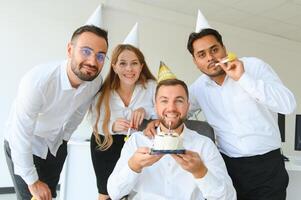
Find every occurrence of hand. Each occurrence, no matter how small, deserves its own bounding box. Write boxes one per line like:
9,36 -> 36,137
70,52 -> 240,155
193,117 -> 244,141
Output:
218,58 -> 245,81
28,180 -> 52,200
171,150 -> 207,179
112,118 -> 131,133
128,147 -> 163,173
143,119 -> 160,138
130,107 -> 145,129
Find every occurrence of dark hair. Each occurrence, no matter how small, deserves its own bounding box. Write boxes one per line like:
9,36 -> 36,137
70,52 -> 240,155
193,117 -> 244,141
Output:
71,25 -> 108,47
187,28 -> 223,55
155,79 -> 189,100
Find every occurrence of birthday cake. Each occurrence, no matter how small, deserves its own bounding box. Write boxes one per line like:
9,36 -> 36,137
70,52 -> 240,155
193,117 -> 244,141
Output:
150,131 -> 185,154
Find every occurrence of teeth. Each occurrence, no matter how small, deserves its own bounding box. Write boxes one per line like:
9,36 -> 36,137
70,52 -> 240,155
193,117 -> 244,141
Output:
164,113 -> 178,118
124,74 -> 135,78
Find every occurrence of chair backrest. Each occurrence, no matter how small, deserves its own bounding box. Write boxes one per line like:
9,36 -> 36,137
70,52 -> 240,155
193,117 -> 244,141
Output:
184,120 -> 215,142
139,119 -> 215,142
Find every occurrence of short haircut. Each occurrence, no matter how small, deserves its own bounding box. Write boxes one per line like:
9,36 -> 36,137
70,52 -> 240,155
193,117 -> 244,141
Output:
155,79 -> 189,100
187,28 -> 224,55
71,25 -> 108,47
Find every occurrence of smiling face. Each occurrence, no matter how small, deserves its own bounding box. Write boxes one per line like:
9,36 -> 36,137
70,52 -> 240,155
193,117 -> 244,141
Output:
112,49 -> 143,86
192,34 -> 227,78
155,84 -> 189,134
68,31 -> 108,82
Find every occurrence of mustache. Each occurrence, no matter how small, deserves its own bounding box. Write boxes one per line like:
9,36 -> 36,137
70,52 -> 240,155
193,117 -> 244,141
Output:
207,60 -> 219,69
80,63 -> 98,71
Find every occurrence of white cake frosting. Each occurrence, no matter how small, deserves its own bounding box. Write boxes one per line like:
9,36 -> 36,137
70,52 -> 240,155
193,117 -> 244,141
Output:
152,131 -> 184,150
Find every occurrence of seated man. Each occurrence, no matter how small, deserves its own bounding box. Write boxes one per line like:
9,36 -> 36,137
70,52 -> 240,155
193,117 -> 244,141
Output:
107,79 -> 236,200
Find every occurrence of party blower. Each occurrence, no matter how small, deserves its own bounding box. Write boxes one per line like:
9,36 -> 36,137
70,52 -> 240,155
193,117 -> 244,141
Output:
215,52 -> 237,66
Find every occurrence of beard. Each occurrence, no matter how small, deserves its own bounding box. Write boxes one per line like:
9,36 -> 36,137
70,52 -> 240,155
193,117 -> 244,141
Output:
159,115 -> 186,131
71,60 -> 100,81
201,61 -> 226,78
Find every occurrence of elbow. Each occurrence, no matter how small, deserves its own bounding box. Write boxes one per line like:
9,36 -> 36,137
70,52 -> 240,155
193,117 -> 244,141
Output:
282,97 -> 296,115
288,101 -> 296,114
279,92 -> 297,115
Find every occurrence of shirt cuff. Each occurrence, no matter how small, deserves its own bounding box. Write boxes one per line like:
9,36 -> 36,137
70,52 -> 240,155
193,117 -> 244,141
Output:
194,170 -> 220,194
237,72 -> 256,93
125,162 -> 140,178
15,166 -> 39,185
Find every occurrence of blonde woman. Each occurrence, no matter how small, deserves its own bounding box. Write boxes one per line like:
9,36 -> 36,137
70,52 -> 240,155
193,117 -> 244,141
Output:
90,44 -> 156,200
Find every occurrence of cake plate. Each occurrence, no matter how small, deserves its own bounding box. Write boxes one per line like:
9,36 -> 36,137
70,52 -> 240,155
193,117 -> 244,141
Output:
150,149 -> 185,155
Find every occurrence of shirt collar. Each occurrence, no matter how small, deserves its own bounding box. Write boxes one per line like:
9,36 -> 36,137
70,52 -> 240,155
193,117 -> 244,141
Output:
60,60 -> 73,90
204,74 -> 229,87
60,60 -> 88,91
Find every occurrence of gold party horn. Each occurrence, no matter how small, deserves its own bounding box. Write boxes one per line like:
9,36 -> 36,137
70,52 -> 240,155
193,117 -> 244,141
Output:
216,52 -> 237,66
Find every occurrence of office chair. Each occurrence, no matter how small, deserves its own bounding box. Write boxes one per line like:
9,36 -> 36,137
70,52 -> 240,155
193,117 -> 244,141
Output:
138,119 -> 215,142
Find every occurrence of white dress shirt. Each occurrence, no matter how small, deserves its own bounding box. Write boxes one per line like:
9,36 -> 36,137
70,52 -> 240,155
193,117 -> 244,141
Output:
90,80 -> 157,135
4,60 -> 102,184
189,57 -> 296,157
107,126 -> 236,200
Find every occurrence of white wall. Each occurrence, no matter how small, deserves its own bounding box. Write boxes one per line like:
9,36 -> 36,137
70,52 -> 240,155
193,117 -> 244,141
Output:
1,0 -> 300,188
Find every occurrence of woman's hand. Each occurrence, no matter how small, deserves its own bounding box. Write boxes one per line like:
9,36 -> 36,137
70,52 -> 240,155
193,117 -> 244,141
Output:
130,107 -> 145,129
112,118 -> 131,133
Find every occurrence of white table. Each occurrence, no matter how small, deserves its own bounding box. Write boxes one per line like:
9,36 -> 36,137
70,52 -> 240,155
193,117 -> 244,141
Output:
60,140 -> 98,200
285,157 -> 301,200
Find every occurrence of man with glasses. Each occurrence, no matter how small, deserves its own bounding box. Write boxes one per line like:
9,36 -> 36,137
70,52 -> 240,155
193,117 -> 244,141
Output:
4,25 -> 108,200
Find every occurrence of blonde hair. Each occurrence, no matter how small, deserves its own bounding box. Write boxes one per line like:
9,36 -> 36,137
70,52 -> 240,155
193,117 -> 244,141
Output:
93,44 -> 156,150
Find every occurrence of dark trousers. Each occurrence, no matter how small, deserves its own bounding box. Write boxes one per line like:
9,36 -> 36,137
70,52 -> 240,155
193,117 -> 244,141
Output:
90,134 -> 125,195
222,149 -> 288,200
4,140 -> 67,200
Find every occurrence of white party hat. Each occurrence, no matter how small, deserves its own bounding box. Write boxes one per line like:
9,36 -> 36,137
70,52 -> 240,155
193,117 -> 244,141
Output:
123,22 -> 139,48
86,4 -> 104,28
195,9 -> 211,33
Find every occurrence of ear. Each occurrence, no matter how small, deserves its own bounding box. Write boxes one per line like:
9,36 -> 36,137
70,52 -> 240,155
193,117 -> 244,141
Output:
67,42 -> 73,59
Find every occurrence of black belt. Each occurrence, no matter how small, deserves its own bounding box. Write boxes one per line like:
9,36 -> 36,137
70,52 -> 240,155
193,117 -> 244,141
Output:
222,148 -> 281,162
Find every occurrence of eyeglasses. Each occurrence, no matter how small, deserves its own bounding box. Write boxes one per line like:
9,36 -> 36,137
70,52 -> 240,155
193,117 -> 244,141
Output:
79,47 -> 108,63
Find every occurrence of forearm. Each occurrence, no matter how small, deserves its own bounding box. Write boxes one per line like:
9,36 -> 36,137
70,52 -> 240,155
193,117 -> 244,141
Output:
9,106 -> 40,184
11,148 -> 39,185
